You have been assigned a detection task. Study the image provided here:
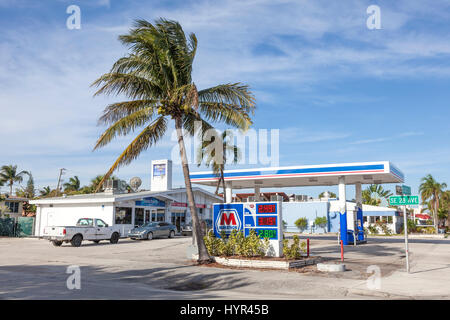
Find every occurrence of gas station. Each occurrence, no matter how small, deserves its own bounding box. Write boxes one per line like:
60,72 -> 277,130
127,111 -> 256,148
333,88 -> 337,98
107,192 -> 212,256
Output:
190,161 -> 404,256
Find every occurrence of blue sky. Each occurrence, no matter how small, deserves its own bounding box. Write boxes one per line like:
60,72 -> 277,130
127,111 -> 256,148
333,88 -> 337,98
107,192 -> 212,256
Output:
1,0 -> 450,198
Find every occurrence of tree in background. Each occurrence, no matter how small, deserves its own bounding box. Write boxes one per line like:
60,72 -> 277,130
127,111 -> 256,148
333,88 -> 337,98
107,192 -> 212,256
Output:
314,216 -> 328,233
63,176 -> 81,192
294,217 -> 308,233
318,191 -> 336,199
0,165 -> 30,196
419,174 -> 447,232
440,190 -> 450,228
362,184 -> 393,206
39,186 -> 52,197
196,130 -> 240,198
91,19 -> 255,263
15,173 -> 35,199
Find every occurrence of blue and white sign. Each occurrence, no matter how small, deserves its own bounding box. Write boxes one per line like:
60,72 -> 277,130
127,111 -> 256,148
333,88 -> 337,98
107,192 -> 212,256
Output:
213,203 -> 243,237
135,197 -> 165,207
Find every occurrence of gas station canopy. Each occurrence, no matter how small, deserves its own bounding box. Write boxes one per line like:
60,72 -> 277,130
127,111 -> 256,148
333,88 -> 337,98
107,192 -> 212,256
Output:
190,161 -> 404,189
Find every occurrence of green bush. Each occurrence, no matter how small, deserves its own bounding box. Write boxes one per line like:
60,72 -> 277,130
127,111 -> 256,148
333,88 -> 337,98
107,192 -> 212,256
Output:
294,217 -> 308,232
375,220 -> 391,235
203,229 -> 270,258
282,235 -> 306,260
368,224 -> 378,234
314,216 -> 327,232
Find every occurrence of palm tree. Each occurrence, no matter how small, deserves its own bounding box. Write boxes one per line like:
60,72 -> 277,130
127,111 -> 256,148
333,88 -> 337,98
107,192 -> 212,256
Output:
91,19 -> 255,263
318,191 -> 337,199
39,186 -> 52,197
196,130 -> 240,198
362,184 -> 392,206
419,174 -> 447,233
63,176 -> 81,192
441,190 -> 450,227
0,165 -> 30,196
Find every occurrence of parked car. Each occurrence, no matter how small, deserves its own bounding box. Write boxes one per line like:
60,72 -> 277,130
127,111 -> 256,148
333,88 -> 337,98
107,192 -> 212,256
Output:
128,222 -> 176,240
181,219 -> 213,236
42,218 -> 121,247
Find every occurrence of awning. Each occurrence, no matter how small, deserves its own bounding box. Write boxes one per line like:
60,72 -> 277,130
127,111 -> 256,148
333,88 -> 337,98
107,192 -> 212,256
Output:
415,214 -> 432,220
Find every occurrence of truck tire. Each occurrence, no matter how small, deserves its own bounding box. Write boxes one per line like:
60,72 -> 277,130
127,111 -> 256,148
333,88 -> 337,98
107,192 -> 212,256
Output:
169,230 -> 175,238
52,240 -> 63,247
110,232 -> 120,244
70,234 -> 83,247
147,232 -> 153,240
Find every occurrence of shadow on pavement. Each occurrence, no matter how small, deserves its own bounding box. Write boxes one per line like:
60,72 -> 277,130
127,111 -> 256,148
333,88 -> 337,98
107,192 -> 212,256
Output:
0,264 -> 251,299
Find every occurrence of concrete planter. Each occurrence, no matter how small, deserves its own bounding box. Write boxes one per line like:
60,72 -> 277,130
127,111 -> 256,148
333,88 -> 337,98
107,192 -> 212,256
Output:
317,263 -> 346,272
192,254 -> 320,270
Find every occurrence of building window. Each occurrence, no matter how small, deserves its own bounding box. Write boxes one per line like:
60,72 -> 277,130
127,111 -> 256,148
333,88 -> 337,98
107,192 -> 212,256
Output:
387,216 -> 393,223
363,216 -> 368,223
135,208 -> 144,226
115,207 -> 132,224
5,202 -> 19,213
156,209 -> 165,222
370,216 -> 375,223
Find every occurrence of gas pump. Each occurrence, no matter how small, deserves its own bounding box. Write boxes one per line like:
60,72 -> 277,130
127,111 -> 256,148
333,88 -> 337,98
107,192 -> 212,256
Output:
340,204 -> 366,245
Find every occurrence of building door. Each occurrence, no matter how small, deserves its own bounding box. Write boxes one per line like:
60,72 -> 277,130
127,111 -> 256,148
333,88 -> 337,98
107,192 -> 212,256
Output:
171,211 -> 186,233
144,210 -> 151,224
135,208 -> 145,226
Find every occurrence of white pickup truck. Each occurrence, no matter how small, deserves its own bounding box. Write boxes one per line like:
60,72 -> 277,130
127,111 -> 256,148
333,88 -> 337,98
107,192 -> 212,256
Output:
43,218 -> 121,247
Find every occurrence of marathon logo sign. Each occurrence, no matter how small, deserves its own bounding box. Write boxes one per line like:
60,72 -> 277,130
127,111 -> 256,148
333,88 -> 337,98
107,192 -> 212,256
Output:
213,204 -> 244,238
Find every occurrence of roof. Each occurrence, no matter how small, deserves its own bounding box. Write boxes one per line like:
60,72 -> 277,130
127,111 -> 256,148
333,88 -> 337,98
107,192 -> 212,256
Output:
190,161 -> 404,189
30,187 -> 222,205
1,196 -> 28,202
233,192 -> 290,202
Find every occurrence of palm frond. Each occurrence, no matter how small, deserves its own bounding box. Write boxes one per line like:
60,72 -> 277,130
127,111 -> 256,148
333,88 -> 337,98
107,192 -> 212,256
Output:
94,107 -> 156,150
96,116 -> 168,191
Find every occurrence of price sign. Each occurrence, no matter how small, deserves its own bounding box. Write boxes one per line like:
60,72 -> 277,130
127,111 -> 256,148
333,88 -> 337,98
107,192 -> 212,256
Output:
257,216 -> 277,226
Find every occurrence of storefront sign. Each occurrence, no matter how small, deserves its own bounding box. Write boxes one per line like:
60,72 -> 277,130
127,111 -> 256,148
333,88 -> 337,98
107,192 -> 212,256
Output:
171,202 -> 206,208
135,197 -> 166,207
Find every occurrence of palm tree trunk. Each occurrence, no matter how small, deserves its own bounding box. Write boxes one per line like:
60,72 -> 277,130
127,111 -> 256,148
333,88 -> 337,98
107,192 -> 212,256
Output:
9,181 -> 13,196
175,117 -> 211,263
214,176 -> 221,195
435,193 -> 440,233
221,166 -> 226,203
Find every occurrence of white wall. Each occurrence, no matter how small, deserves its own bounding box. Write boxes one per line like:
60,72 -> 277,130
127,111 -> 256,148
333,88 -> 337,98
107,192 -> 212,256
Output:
35,203 -> 114,237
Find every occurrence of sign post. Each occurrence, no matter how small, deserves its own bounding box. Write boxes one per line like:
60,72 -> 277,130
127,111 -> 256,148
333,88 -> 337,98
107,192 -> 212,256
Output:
390,190 -> 416,273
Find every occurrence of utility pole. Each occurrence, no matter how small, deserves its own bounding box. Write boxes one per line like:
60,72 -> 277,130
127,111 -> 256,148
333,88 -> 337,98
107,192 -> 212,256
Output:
56,168 -> 66,196
403,204 -> 410,273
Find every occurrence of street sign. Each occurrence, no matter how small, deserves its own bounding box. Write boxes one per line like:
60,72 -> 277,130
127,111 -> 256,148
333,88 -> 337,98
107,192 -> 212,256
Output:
402,185 -> 411,195
396,185 -> 411,195
389,195 -> 419,206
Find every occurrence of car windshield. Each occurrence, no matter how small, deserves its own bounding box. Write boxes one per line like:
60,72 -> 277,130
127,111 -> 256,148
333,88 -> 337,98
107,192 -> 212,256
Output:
143,222 -> 158,228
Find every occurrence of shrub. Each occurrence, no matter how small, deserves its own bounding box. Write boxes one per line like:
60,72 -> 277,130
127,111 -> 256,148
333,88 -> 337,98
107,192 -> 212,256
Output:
368,225 -> 378,234
294,217 -> 308,233
204,229 -> 271,258
375,220 -> 391,235
314,216 -> 327,232
282,235 -> 306,260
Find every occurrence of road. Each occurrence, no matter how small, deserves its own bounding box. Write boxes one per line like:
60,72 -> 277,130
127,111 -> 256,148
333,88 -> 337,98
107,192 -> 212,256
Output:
0,235 -> 449,299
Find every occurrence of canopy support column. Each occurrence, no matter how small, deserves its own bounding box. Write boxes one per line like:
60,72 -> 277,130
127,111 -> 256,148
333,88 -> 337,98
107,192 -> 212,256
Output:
254,186 -> 261,201
225,182 -> 233,203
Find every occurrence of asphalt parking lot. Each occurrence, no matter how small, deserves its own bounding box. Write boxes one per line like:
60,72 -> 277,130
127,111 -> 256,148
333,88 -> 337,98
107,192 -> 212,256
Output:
0,235 -> 449,299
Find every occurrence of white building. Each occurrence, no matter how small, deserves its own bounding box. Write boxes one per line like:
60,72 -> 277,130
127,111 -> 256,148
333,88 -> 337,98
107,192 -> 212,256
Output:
31,160 -> 221,237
